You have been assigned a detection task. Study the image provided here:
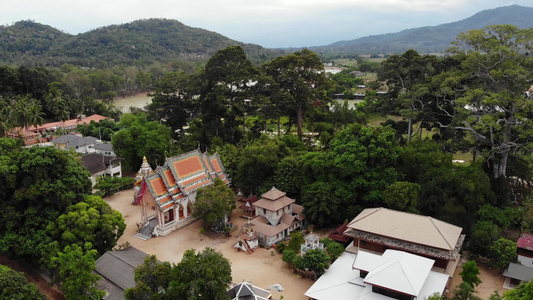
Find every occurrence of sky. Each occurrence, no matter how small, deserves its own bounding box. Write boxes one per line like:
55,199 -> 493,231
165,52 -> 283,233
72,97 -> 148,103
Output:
1,0 -> 531,48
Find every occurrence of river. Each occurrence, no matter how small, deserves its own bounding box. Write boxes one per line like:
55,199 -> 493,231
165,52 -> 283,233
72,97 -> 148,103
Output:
115,94 -> 152,113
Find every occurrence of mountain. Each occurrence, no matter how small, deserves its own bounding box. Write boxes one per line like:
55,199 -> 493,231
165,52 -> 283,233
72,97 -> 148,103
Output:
0,18 -> 285,68
310,5 -> 533,56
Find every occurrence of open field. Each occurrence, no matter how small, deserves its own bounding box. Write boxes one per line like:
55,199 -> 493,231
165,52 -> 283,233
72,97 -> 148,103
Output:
105,189 -> 314,300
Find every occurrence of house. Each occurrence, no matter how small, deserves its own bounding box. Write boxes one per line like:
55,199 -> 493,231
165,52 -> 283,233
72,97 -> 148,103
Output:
135,149 -> 230,237
503,233 -> 533,287
343,207 -> 465,276
305,249 -> 449,300
227,282 -> 272,300
95,142 -> 116,156
52,135 -> 98,153
94,247 -> 150,300
8,114 -> 112,146
250,187 -> 305,247
81,153 -> 124,186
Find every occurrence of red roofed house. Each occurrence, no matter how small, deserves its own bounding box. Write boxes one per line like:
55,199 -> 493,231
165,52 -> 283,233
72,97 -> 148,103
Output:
503,233 -> 533,287
8,114 -> 113,146
250,187 -> 305,247
135,149 -> 230,237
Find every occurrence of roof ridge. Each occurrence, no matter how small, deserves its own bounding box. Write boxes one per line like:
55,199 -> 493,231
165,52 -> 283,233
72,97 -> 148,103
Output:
397,254 -> 417,296
349,207 -> 382,225
107,250 -> 139,269
428,217 -> 453,250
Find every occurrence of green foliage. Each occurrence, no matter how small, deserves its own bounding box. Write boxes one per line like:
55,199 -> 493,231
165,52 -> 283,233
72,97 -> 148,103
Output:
94,176 -> 136,197
276,241 -> 288,254
125,255 -> 172,300
503,278 -> 533,299
287,231 -> 305,253
46,195 -> 126,255
166,247 -> 232,300
193,178 -> 235,227
324,240 -> 344,262
453,281 -> 481,300
383,181 -> 420,213
301,249 -> 330,278
50,243 -> 105,300
476,204 -> 521,230
282,249 -> 297,266
0,265 -> 45,300
459,261 -> 482,288
112,112 -> 172,170
77,119 -> 121,141
0,145 -> 91,261
488,238 -> 518,270
468,220 -> 501,258
425,292 -> 446,300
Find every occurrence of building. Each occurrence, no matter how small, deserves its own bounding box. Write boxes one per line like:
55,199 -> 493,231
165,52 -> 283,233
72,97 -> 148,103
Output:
8,114 -> 112,146
305,250 -> 449,300
52,135 -> 98,153
81,153 -> 124,186
503,233 -> 533,287
94,247 -> 150,300
234,221 -> 259,254
301,233 -> 324,256
250,187 -> 305,247
343,207 -> 465,276
227,282 -> 272,300
95,142 -> 116,156
135,149 -> 230,237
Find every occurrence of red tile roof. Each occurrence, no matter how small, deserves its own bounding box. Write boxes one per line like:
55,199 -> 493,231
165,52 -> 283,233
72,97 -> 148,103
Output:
517,233 -> 533,250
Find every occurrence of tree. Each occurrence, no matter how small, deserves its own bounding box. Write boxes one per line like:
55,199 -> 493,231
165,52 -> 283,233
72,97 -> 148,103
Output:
453,282 -> 481,300
287,231 -> 305,253
124,255 -> 172,300
437,25 -> 533,180
193,178 -> 235,229
503,278 -> 533,299
383,181 -> 420,213
166,247 -> 232,300
488,238 -> 518,271
282,249 -> 297,268
468,221 -> 501,258
49,243 -> 105,300
0,145 -> 92,261
112,112 -> 172,170
13,95 -> 45,138
46,195 -> 126,255
263,49 -> 333,137
459,261 -> 482,288
302,249 -> 330,279
0,265 -> 45,300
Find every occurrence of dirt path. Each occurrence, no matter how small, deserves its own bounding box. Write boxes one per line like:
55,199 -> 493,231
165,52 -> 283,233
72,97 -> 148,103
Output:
106,189 -> 314,300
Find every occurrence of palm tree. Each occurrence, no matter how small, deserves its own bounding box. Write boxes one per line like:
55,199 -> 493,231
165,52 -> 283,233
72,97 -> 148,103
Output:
0,96 -> 16,137
14,95 -> 45,140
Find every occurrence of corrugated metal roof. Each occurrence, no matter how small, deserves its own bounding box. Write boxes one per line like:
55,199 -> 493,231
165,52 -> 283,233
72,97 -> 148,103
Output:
95,247 -> 149,291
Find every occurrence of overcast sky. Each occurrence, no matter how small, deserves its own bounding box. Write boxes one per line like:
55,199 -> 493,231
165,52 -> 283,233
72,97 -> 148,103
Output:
1,0 -> 531,48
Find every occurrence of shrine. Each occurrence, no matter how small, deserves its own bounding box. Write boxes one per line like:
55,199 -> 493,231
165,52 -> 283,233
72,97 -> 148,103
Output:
133,149 -> 229,237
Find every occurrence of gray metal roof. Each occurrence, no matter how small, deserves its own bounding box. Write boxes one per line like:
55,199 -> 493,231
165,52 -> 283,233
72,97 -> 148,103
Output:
503,262 -> 533,282
95,247 -> 149,291
95,143 -> 114,151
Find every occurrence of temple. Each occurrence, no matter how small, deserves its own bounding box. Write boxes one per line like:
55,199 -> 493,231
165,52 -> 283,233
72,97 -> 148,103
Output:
134,149 -> 230,237
250,187 -> 305,247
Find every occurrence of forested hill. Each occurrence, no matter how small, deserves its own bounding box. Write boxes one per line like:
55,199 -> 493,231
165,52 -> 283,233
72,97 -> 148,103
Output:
309,5 -> 533,57
0,18 -> 284,68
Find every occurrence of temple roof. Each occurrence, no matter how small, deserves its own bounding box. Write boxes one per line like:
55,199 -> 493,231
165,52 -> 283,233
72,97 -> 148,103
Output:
345,207 -> 463,251
143,149 -> 230,211
254,187 -> 295,211
517,233 -> 533,250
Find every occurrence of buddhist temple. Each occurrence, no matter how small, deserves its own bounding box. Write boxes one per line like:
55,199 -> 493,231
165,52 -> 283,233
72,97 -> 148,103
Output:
134,149 -> 230,237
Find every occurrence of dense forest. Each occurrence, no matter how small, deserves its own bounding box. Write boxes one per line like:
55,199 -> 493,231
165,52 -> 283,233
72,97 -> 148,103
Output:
1,24 -> 533,299
0,19 -> 285,68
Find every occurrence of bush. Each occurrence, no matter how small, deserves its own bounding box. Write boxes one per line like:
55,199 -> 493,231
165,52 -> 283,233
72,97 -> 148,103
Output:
95,176 -> 135,196
276,241 -> 287,253
325,241 -> 344,262
287,231 -> 305,252
282,249 -> 297,266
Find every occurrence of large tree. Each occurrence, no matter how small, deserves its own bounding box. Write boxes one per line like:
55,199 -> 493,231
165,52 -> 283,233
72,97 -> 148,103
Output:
193,178 -> 235,229
0,144 -> 92,261
124,255 -> 172,300
437,25 -> 533,180
46,195 -> 126,255
263,49 -> 333,137
166,247 -> 232,300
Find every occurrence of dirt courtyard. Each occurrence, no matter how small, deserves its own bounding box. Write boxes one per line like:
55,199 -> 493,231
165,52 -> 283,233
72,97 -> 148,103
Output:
447,258 -> 508,299
105,189 -> 314,300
